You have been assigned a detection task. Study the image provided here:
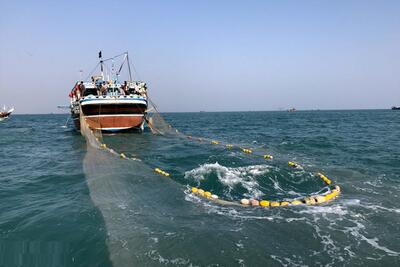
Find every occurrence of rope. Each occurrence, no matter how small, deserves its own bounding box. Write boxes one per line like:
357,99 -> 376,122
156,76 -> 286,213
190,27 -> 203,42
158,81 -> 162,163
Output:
84,62 -> 101,81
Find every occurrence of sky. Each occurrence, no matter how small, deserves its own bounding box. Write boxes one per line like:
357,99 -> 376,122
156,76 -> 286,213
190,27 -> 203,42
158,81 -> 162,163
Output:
0,0 -> 399,114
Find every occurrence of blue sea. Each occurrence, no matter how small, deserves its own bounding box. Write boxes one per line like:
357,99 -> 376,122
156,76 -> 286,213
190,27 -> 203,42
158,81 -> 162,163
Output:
1,110 -> 399,266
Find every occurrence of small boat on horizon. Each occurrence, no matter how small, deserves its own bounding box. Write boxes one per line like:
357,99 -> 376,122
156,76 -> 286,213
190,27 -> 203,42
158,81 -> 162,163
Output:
69,51 -> 148,132
0,106 -> 14,121
392,106 -> 400,110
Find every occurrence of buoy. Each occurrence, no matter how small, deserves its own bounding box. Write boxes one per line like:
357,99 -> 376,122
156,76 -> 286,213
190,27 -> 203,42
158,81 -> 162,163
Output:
270,201 -> 280,207
324,187 -> 340,201
191,187 -> 198,193
304,197 -> 316,205
211,140 -> 219,145
204,191 -> 212,198
324,193 -> 334,201
242,148 -> 252,154
240,199 -> 250,205
198,189 -> 205,196
288,161 -> 300,168
280,201 -> 289,206
317,173 -> 332,185
315,195 -> 327,203
120,153 -> 126,159
211,194 -> 219,199
263,154 -> 273,160
154,168 -> 170,177
260,200 -> 270,207
250,199 -> 260,206
226,144 -> 233,148
291,200 -> 303,205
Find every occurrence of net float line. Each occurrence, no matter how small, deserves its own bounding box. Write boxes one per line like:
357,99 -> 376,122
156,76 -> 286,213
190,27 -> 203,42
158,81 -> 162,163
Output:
81,118 -> 341,208
190,185 -> 341,208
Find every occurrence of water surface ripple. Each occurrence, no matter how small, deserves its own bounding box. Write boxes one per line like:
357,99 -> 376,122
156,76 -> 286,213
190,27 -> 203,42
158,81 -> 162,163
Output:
0,111 -> 399,266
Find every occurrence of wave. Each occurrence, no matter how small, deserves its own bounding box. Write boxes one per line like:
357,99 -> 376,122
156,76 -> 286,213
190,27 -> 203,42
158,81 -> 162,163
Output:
184,162 -> 273,199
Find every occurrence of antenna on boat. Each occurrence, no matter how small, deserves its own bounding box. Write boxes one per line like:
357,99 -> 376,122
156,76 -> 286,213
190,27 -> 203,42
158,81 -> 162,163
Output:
111,58 -> 115,82
99,51 -> 104,80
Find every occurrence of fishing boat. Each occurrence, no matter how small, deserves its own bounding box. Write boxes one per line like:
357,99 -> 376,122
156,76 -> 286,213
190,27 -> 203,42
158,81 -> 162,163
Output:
392,106 -> 400,110
69,52 -> 148,132
0,106 -> 14,121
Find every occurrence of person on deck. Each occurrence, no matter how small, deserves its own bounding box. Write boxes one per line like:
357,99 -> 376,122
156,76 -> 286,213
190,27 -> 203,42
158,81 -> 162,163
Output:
120,81 -> 128,95
78,81 -> 86,97
72,82 -> 80,99
137,83 -> 147,97
99,81 -> 108,95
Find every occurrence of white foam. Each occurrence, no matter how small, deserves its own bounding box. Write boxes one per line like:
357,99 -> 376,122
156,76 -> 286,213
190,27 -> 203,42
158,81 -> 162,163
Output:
344,220 -> 400,256
146,250 -> 191,265
298,205 -> 348,216
185,162 -> 271,199
117,203 -> 127,210
270,255 -> 306,267
363,204 -> 400,214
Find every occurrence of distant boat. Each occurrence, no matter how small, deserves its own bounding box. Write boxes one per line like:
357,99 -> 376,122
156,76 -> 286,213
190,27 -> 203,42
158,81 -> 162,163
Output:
287,108 -> 296,112
0,106 -> 14,121
392,106 -> 400,110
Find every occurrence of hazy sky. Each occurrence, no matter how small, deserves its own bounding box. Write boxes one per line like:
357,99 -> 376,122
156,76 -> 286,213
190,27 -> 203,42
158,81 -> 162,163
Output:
1,0 -> 399,113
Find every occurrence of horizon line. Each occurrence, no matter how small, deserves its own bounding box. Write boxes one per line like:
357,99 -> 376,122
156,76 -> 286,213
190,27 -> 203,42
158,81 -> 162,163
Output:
11,107 -> 395,115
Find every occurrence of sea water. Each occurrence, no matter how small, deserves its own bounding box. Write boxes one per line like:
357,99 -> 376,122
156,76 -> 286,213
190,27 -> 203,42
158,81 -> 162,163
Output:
0,110 -> 399,266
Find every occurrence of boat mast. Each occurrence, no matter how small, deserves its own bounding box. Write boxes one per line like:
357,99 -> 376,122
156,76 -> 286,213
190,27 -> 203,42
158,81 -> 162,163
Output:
126,52 -> 133,81
99,51 -> 104,80
116,53 -> 128,83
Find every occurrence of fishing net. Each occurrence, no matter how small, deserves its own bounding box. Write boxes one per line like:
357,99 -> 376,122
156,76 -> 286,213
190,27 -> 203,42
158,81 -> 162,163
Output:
79,105 -> 192,265
79,107 -> 103,149
145,98 -> 182,136
78,99 -> 339,211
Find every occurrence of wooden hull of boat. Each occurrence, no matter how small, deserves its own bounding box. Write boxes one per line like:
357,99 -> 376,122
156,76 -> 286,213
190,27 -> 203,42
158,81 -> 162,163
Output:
71,97 -> 147,132
85,114 -> 144,131
72,115 -> 145,131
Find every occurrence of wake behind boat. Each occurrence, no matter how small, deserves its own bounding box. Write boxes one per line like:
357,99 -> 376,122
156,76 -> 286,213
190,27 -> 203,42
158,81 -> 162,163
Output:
0,106 -> 14,121
69,52 -> 148,132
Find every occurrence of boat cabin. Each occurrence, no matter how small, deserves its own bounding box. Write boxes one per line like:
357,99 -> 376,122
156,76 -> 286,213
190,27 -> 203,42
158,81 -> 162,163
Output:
70,79 -> 147,100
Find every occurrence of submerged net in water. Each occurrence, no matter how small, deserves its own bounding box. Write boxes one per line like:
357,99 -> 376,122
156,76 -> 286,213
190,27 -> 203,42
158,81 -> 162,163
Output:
79,107 -> 187,266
